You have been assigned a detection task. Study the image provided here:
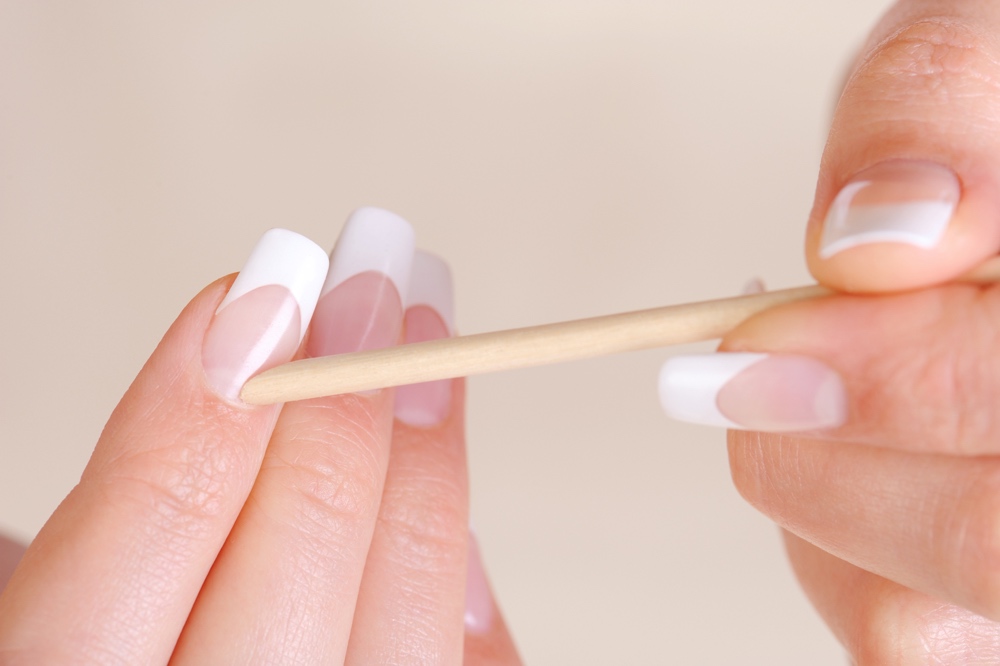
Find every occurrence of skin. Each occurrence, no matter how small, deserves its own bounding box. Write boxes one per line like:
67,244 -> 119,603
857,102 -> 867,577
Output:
0,276 -> 521,665
4,1 -> 1000,663
724,0 -> 1000,662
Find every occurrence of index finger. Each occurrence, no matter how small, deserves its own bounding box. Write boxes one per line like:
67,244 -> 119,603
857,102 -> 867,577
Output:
0,230 -> 327,663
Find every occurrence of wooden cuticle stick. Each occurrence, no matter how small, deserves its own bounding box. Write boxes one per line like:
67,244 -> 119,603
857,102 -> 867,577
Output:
240,256 -> 1000,405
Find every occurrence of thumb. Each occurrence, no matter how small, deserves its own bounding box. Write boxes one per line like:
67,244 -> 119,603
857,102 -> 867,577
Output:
807,1 -> 1000,293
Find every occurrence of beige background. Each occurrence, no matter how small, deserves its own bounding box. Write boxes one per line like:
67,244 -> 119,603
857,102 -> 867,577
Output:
0,2 -> 892,663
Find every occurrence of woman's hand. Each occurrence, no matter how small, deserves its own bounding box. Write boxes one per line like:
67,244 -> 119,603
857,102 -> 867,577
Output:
661,1 -> 1000,662
0,210 -> 519,665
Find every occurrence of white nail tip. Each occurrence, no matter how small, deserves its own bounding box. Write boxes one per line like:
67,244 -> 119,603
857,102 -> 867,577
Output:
217,229 -> 330,341
323,207 -> 417,301
819,198 -> 955,259
658,353 -> 767,428
406,251 -> 455,333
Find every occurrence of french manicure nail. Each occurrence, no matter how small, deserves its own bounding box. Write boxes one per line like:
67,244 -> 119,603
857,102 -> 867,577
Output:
658,353 -> 847,431
742,277 -> 766,295
464,532 -> 495,635
819,161 -> 959,259
394,252 -> 455,427
307,208 -> 415,358
203,229 -> 329,401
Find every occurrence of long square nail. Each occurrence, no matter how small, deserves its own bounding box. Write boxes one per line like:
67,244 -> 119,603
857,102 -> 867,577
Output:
307,208 -> 415,359
203,229 -> 329,401
394,251 -> 455,427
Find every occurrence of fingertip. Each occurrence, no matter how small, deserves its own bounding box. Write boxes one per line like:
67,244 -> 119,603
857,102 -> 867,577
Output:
807,161 -> 1000,293
804,2 -> 1000,294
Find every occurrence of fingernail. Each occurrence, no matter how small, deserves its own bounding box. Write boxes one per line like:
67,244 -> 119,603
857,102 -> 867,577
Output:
742,277 -> 766,295
658,353 -> 847,431
394,252 -> 455,427
307,207 -> 415,358
203,229 -> 329,401
819,161 -> 959,259
465,532 -> 495,635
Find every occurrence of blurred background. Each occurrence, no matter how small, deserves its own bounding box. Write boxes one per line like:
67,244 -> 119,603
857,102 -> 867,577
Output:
1,2 -> 892,663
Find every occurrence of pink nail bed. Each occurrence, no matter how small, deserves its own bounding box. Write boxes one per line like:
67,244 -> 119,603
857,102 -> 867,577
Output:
308,271 -> 405,357
203,286 -> 302,401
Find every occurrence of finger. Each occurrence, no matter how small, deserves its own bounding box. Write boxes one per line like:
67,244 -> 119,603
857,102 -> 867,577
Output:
171,209 -> 415,665
0,230 -> 328,663
462,533 -> 523,666
345,252 -> 469,663
0,535 -> 25,593
806,0 -> 1000,293
728,430 -> 1000,622
783,531 -> 1000,664
661,282 -> 1000,455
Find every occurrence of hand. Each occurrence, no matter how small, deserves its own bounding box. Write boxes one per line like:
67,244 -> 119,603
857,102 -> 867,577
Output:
0,210 -> 520,665
660,1 -> 1000,662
